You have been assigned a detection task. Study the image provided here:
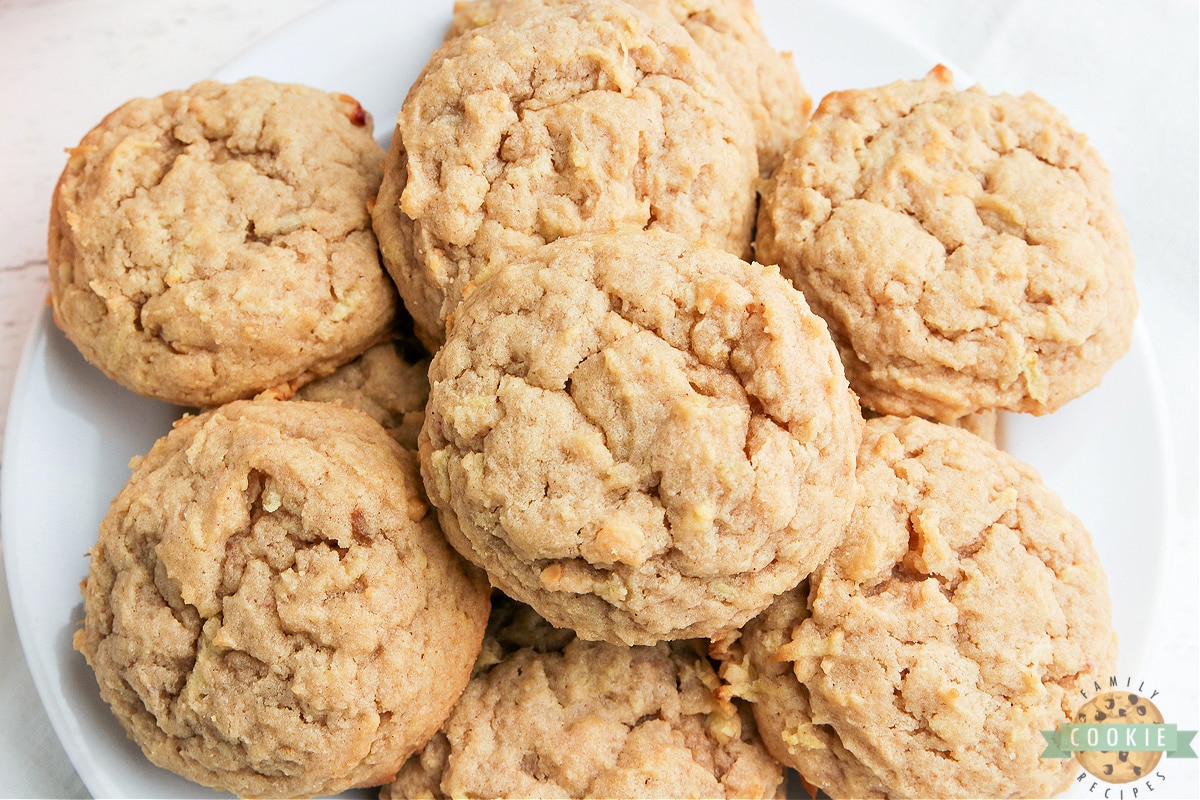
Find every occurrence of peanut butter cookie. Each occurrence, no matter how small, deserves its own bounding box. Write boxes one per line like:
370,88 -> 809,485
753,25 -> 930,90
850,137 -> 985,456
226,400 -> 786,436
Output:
863,405 -> 1001,447
382,595 -> 783,799
725,416 -> 1117,799
756,67 -> 1138,420
947,407 -> 1000,446
74,400 -> 490,798
294,318 -> 430,451
447,0 -> 811,177
374,0 -> 758,347
49,77 -> 396,407
419,229 -> 862,645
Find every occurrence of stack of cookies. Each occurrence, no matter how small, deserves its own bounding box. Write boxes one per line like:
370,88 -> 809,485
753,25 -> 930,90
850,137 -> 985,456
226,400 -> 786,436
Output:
50,1 -> 1135,798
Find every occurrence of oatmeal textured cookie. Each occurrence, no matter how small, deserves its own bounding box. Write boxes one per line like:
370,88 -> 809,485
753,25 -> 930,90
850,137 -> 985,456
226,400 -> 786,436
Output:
294,323 -> 430,451
947,407 -> 999,446
49,77 -> 396,407
74,400 -> 490,799
383,596 -> 783,799
374,0 -> 758,347
863,405 -> 1001,447
756,67 -> 1138,420
726,416 -> 1117,799
447,0 -> 811,177
419,229 -> 862,645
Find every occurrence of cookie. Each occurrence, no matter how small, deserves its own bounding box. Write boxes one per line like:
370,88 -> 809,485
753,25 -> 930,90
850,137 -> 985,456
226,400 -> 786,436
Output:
947,407 -> 1000,446
1074,692 -> 1165,783
447,0 -> 811,177
726,416 -> 1117,799
374,0 -> 759,347
294,317 -> 430,451
74,399 -> 491,798
756,66 -> 1138,420
864,405 -> 1001,447
382,595 -> 783,799
49,77 -> 396,407
419,229 -> 862,645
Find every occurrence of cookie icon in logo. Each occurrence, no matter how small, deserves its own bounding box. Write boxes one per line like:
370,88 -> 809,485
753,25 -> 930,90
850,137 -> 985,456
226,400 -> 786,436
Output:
1075,692 -> 1165,783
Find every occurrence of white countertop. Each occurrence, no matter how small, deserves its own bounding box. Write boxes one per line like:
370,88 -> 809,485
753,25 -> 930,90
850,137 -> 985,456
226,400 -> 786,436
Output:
0,1 -> 1195,797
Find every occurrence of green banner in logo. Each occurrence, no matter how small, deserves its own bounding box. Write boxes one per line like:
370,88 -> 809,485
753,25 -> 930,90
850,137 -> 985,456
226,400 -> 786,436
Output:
1041,725 -> 1198,759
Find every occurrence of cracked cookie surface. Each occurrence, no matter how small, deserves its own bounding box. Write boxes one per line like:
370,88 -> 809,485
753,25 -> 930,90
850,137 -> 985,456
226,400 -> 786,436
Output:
447,0 -> 811,177
74,400 -> 490,798
373,0 -> 758,347
382,595 -> 783,799
49,77 -> 396,407
756,67 -> 1138,420
728,416 -> 1117,799
419,229 -> 862,645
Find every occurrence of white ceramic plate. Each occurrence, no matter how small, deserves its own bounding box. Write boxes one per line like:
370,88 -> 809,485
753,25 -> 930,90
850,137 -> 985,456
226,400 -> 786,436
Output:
1,1 -> 1171,798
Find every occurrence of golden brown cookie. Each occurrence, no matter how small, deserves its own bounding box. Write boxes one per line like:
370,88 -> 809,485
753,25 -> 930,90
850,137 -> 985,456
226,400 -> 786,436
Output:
74,400 -> 491,798
447,0 -> 811,177
726,416 -> 1118,799
294,318 -> 430,451
756,66 -> 1138,421
864,405 -> 1002,447
419,229 -> 862,645
947,407 -> 1000,446
374,0 -> 759,348
49,77 -> 396,407
382,595 -> 783,799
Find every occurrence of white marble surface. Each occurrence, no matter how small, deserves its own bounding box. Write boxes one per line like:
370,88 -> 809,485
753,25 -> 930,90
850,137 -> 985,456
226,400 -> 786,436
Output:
0,1 -> 1195,797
